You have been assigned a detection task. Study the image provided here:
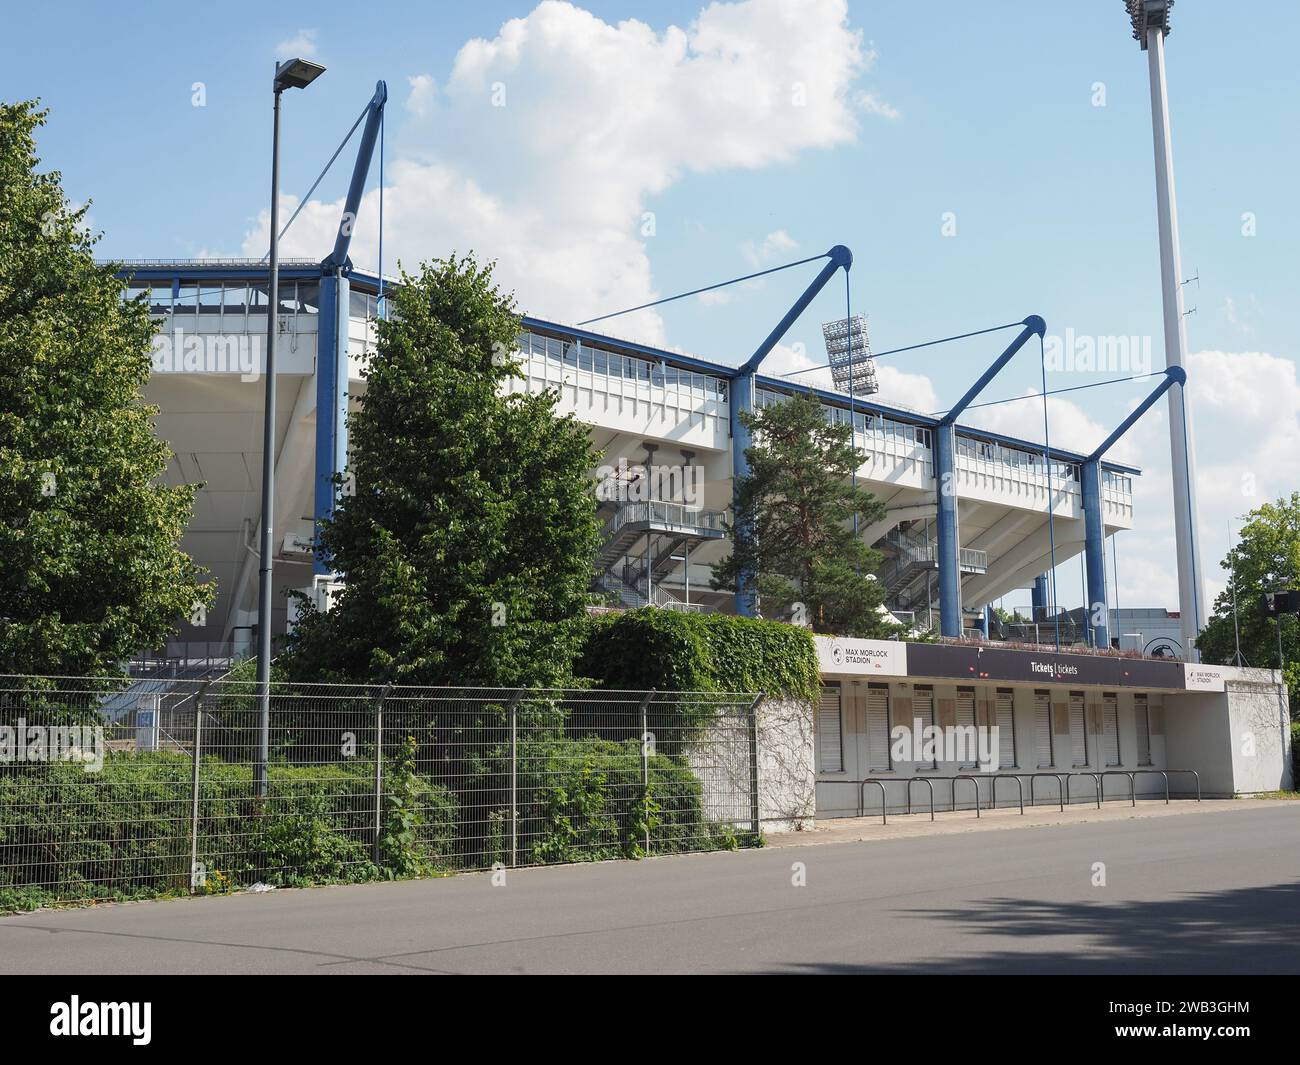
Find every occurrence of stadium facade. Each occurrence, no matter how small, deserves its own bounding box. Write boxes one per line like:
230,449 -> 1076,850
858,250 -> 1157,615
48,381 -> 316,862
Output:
119,259 -> 1139,659
114,259 -> 1292,809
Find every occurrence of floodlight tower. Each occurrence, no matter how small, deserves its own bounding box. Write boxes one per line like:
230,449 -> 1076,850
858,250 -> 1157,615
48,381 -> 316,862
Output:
1127,0 -> 1207,660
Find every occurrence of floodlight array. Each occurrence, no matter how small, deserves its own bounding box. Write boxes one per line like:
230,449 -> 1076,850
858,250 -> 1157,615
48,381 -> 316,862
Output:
822,314 -> 878,396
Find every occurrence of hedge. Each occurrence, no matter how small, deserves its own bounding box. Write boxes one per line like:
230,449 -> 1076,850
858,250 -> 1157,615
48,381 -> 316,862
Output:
577,608 -> 819,703
0,752 -> 457,912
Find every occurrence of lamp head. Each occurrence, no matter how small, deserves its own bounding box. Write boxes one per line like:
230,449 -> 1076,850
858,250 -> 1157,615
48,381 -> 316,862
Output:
274,58 -> 326,92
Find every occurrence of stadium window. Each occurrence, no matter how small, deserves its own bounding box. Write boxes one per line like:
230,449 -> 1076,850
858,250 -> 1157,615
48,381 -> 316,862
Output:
1034,689 -> 1053,767
222,283 -> 248,318
175,283 -> 199,313
150,284 -> 173,316
996,689 -> 1016,769
1069,691 -> 1088,767
866,684 -> 891,772
1103,693 -> 1121,766
956,687 -> 978,768
817,685 -> 843,774
297,282 -> 320,315
1135,694 -> 1152,766
913,685 -> 937,769
197,283 -> 223,315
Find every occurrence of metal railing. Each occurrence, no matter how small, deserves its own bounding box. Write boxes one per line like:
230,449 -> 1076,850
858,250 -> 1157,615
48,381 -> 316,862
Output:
0,677 -> 761,908
604,500 -> 727,539
843,767 -> 1200,825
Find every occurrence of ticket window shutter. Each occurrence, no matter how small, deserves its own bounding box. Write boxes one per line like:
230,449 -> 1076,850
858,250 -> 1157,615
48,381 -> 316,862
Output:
818,686 -> 843,773
1135,696 -> 1152,766
996,690 -> 1016,768
1103,695 -> 1120,766
956,689 -> 977,767
914,688 -> 936,768
1034,690 -> 1053,768
1069,692 -> 1088,767
866,685 -> 891,772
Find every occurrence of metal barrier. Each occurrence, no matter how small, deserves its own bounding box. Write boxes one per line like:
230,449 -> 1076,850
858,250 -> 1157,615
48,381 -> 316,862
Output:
905,777 -> 935,821
989,773 -> 1025,815
1029,772 -> 1067,812
847,767 -> 1197,829
1100,770 -> 1136,807
858,779 -> 889,824
1168,768 -> 1201,801
1131,768 -> 1170,803
1065,771 -> 1102,809
954,775 -> 983,818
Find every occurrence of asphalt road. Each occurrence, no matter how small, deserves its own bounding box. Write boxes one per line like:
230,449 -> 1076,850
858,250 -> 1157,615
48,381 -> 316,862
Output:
2,805 -> 1298,974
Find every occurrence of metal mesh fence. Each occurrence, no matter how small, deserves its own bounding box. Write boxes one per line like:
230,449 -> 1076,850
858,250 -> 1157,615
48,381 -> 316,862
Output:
0,677 -> 759,907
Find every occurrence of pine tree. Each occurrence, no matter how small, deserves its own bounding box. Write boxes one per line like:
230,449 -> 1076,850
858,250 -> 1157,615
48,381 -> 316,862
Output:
0,100 -> 210,676
711,392 -> 896,637
283,254 -> 603,686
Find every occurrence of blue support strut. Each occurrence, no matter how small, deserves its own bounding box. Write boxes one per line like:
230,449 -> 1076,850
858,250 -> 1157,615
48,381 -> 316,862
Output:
313,81 -> 387,576
1081,365 -> 1185,647
934,316 -> 1045,638
732,245 -> 852,617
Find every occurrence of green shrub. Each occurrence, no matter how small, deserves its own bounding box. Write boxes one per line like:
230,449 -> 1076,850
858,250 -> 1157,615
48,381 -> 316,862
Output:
515,736 -> 750,864
0,749 -> 457,911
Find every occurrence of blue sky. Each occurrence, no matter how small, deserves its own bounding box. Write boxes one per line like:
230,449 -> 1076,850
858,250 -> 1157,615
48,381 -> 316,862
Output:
6,0 -> 1298,612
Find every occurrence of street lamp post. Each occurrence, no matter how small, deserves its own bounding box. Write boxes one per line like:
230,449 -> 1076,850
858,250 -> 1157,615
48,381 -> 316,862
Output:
255,57 -> 325,797
1126,0 -> 1207,662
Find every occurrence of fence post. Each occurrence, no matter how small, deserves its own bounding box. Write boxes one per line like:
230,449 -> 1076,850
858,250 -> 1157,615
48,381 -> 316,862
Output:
189,682 -> 209,894
638,689 -> 656,856
508,689 -> 523,868
748,691 -> 765,840
373,683 -> 391,865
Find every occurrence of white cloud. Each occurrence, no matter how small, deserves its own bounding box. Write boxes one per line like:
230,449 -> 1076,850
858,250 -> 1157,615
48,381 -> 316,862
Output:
853,89 -> 899,120
274,29 -> 319,60
1051,349 -> 1300,612
405,74 -> 437,118
761,340 -> 831,386
243,0 -> 890,344
740,228 -> 799,268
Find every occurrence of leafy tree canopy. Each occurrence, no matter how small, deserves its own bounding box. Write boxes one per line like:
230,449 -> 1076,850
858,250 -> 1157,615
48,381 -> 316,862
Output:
0,100 -> 209,677
711,392 -> 897,638
282,254 -> 603,687
1198,492 -> 1300,718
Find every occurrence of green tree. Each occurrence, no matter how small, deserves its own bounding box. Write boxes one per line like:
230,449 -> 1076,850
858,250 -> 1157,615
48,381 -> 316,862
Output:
1197,492 -> 1300,719
283,254 -> 603,687
0,100 -> 210,676
711,392 -> 895,637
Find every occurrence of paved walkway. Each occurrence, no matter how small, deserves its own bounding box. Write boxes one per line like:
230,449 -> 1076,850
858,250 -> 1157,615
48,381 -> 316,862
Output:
765,797 -> 1289,848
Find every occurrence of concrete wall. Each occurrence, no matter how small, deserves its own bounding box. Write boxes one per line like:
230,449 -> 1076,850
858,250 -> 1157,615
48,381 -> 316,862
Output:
753,696 -> 816,831
814,678 -> 1173,817
813,666 -> 1291,818
1227,673 -> 1294,794
1163,669 -> 1291,797
687,695 -> 816,835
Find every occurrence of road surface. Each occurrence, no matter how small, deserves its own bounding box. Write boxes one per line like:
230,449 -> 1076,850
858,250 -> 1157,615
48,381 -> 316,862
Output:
1,804 -> 1297,973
